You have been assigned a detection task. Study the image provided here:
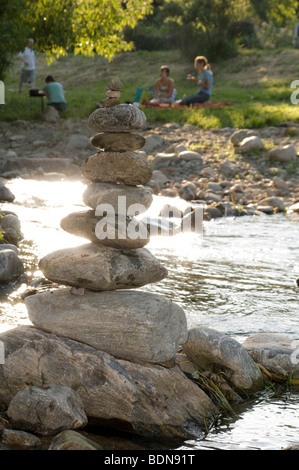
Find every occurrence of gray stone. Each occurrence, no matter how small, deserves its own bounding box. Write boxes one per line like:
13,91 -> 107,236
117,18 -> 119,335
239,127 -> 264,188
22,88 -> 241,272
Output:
268,144 -> 297,162
91,132 -> 146,151
0,326 -> 218,439
230,129 -> 259,146
219,160 -> 239,177
7,384 -> 87,436
81,151 -> 152,185
88,104 -> 146,133
0,183 -> 15,202
182,326 -> 264,393
243,333 -> 299,379
108,76 -> 123,91
237,136 -> 264,153
49,430 -> 103,450
179,150 -> 203,162
257,196 -> 285,211
38,243 -> 167,291
83,182 -> 153,215
0,249 -> 24,283
60,210 -> 150,249
25,288 -> 187,365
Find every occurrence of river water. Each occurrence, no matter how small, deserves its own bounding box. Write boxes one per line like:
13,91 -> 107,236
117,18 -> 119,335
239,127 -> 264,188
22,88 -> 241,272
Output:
0,178 -> 298,451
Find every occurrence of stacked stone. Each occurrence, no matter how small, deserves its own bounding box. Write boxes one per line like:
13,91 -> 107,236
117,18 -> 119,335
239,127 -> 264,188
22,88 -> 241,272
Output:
25,77 -> 189,366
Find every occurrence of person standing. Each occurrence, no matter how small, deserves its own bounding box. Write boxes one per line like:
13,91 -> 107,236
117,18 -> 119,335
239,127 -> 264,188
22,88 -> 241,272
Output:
18,38 -> 36,93
179,56 -> 213,106
43,75 -> 67,111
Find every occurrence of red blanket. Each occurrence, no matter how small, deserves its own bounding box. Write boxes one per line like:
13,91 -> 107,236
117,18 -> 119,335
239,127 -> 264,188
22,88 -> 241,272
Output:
142,101 -> 232,109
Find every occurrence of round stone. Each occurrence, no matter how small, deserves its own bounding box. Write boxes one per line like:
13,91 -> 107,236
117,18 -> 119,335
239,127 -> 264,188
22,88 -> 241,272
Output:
88,104 -> 146,133
108,76 -> 123,91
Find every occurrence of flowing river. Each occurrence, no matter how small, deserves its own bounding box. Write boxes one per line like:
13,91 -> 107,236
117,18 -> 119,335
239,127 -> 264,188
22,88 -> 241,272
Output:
0,178 -> 298,451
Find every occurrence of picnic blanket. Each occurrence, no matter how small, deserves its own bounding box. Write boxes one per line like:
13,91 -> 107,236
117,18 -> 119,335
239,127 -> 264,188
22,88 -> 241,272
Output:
142,100 -> 233,109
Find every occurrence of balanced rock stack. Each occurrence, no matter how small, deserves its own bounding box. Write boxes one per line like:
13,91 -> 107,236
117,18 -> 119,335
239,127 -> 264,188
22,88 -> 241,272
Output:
1,77 -> 218,439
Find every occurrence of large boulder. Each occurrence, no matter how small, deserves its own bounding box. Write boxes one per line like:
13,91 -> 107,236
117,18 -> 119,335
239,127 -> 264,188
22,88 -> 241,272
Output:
182,327 -> 264,393
25,288 -> 187,365
0,326 -> 218,439
38,244 -> 167,291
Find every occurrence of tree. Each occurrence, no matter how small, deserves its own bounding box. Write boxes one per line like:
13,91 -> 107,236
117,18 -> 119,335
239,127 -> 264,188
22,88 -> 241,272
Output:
25,0 -> 153,60
0,0 -> 31,79
0,0 -> 153,77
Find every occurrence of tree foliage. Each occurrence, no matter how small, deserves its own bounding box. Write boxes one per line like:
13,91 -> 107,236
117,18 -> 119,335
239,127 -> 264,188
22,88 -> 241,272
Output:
0,0 -> 153,77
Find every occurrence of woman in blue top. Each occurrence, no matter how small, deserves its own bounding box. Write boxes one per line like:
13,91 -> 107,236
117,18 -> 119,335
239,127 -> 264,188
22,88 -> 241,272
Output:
180,56 -> 213,106
43,75 -> 67,111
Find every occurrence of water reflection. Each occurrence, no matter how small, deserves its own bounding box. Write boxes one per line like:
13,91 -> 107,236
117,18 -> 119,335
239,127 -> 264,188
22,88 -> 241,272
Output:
0,178 -> 299,449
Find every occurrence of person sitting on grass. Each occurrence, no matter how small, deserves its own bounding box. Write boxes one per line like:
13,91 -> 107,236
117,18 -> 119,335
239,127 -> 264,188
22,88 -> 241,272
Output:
149,65 -> 176,105
179,56 -> 213,106
43,75 -> 67,111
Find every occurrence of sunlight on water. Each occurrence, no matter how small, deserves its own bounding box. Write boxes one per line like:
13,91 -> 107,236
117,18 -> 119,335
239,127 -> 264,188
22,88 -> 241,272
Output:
0,178 -> 299,450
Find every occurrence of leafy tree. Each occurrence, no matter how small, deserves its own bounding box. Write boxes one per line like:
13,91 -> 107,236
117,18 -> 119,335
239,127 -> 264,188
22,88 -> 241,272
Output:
156,0 -> 250,60
0,0 -> 31,79
0,0 -> 153,77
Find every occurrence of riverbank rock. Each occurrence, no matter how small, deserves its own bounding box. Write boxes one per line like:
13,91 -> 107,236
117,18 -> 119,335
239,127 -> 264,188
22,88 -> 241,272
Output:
0,247 -> 24,284
182,326 -> 264,393
0,326 -> 218,439
1,429 -> 42,449
237,136 -> 264,153
7,384 -> 87,436
268,144 -> 297,162
38,244 -> 167,291
25,288 -> 187,365
243,333 -> 299,380
0,182 -> 15,202
48,430 -> 103,450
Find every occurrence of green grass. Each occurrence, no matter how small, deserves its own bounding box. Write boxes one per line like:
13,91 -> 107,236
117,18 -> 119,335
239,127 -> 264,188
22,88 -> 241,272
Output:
2,48 -> 299,128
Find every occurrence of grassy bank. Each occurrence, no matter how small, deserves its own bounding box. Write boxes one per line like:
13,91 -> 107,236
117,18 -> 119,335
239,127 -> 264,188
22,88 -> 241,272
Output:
1,48 -> 299,128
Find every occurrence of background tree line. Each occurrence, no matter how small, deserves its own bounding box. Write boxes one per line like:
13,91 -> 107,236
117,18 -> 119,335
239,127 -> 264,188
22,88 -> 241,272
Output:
1,0 -> 299,79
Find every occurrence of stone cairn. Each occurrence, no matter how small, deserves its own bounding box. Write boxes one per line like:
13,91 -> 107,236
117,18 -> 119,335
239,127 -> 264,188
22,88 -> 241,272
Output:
19,77 -> 218,438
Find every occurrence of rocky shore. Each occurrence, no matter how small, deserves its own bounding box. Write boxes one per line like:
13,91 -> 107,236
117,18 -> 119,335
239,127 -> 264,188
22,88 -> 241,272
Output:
0,95 -> 299,450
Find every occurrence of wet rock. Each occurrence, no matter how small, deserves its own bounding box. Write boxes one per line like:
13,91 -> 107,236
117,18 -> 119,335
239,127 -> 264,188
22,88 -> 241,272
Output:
60,210 -> 150,249
88,104 -> 146,133
1,429 -> 42,449
7,384 -> 87,436
25,288 -> 187,365
38,243 -> 167,291
49,430 -> 103,450
0,248 -> 24,283
0,182 -> 15,202
81,151 -> 152,186
243,333 -> 299,379
0,326 -> 218,439
182,326 -> 264,393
